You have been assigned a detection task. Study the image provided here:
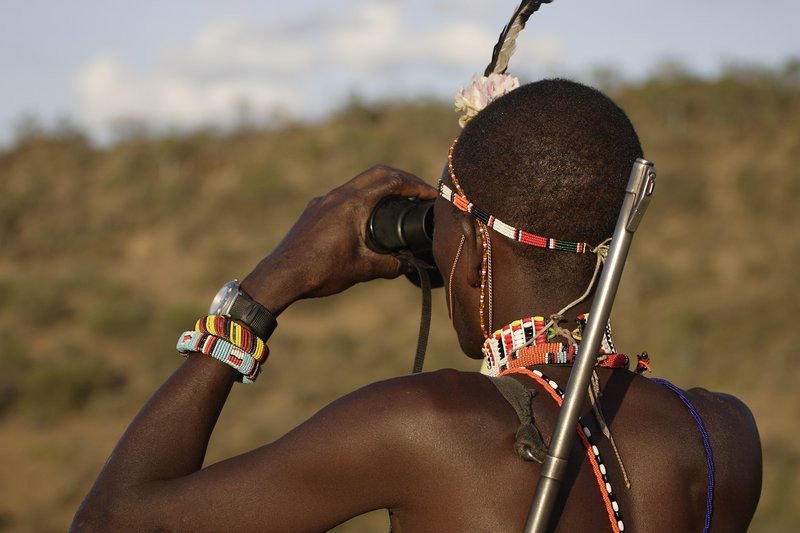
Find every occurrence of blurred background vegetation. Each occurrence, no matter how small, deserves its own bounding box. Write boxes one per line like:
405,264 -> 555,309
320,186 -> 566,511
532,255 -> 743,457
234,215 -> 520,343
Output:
1,63 -> 798,531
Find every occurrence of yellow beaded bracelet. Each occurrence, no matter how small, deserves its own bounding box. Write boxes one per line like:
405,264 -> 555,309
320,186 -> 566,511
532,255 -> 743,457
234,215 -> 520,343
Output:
194,315 -> 269,362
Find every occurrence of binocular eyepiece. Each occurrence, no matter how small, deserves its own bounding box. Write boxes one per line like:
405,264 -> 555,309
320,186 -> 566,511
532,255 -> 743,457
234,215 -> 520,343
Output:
366,196 -> 443,288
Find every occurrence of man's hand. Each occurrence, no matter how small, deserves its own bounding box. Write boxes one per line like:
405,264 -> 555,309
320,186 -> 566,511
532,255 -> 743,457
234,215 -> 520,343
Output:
242,165 -> 436,315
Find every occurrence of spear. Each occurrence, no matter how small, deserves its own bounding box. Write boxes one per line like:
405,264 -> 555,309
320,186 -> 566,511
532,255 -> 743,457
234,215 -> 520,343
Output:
524,158 -> 657,532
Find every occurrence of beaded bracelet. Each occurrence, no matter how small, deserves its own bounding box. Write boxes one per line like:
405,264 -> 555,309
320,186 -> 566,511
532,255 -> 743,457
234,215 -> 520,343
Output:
176,331 -> 261,384
194,315 -> 269,362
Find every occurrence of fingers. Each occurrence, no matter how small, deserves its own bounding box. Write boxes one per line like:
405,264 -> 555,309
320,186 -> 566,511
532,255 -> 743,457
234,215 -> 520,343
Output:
350,165 -> 437,203
383,167 -> 438,200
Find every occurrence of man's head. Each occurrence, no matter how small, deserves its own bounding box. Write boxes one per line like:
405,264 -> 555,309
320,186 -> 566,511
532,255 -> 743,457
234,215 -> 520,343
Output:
433,78 -> 643,356
454,78 -> 642,249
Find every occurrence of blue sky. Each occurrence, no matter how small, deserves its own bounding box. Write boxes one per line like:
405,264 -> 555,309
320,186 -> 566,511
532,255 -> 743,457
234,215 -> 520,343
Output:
1,0 -> 797,145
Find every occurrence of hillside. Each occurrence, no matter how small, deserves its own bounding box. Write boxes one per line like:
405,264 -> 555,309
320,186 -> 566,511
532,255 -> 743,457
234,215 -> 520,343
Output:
1,65 -> 798,531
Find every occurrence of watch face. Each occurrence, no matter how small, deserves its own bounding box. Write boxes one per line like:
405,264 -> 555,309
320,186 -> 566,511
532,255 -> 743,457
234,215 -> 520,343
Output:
209,280 -> 239,315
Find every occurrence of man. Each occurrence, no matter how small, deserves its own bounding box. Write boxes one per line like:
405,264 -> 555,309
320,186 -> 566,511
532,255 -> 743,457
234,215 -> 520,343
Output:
72,79 -> 761,531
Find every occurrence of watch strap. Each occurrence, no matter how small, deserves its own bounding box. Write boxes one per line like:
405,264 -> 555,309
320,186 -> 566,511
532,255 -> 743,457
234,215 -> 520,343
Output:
228,288 -> 278,341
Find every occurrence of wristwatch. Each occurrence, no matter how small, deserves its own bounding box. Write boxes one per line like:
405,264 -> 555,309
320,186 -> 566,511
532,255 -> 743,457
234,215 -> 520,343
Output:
208,280 -> 277,341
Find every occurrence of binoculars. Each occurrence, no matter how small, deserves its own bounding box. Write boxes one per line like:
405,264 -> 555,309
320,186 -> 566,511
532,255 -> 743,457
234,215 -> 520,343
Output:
366,196 -> 443,287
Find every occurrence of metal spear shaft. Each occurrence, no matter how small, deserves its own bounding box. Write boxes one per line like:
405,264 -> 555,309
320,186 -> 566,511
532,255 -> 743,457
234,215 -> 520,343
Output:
524,158 -> 656,533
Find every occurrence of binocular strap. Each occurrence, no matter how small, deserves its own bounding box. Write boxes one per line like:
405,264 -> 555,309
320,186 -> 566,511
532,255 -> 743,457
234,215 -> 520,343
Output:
398,252 -> 432,374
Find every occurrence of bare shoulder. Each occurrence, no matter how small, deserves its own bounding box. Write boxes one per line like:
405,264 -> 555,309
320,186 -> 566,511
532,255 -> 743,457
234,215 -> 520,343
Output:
317,368 -> 534,526
341,368 -> 517,433
641,380 -> 761,466
679,384 -> 762,529
293,368 -> 519,468
683,386 -> 760,441
684,385 -> 762,465
599,375 -> 762,531
282,368 -> 520,464
679,385 -> 762,475
631,377 -> 759,441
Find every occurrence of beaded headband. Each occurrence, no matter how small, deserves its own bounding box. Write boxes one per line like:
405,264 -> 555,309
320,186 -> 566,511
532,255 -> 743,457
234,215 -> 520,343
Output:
438,138 -> 597,254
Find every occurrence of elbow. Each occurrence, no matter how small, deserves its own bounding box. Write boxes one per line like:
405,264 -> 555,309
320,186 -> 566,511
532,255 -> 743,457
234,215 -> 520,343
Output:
71,486 -> 159,532
70,504 -> 107,533
70,492 -> 125,532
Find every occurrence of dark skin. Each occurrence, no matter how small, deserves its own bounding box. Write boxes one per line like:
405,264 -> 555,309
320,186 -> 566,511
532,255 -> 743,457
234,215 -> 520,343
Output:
71,165 -> 762,532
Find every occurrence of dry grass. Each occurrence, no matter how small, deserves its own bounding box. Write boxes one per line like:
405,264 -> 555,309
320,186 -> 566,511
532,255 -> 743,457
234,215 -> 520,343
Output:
0,67 -> 798,531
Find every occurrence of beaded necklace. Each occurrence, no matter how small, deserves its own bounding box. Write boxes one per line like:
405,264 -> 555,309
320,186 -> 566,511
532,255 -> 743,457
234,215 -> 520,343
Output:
481,313 -> 627,378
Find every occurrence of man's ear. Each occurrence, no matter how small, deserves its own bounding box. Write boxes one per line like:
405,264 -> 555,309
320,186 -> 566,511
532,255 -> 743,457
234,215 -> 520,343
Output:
458,215 -> 483,288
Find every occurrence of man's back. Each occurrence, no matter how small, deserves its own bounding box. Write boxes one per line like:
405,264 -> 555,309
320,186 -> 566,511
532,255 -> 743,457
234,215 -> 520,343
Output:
374,366 -> 760,531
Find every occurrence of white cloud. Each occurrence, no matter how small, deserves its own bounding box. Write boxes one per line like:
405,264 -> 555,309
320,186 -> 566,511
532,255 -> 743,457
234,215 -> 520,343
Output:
328,2 -> 406,69
74,54 -> 303,131
322,2 -> 523,73
71,0 -> 565,137
164,19 -> 317,76
514,33 -> 566,70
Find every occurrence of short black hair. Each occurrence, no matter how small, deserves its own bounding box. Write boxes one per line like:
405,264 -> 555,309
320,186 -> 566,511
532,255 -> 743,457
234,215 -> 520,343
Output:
452,79 -> 644,290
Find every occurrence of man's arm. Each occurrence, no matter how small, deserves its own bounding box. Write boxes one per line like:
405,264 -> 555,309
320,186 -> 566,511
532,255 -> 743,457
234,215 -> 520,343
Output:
71,165 -> 438,531
71,358 -> 428,531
